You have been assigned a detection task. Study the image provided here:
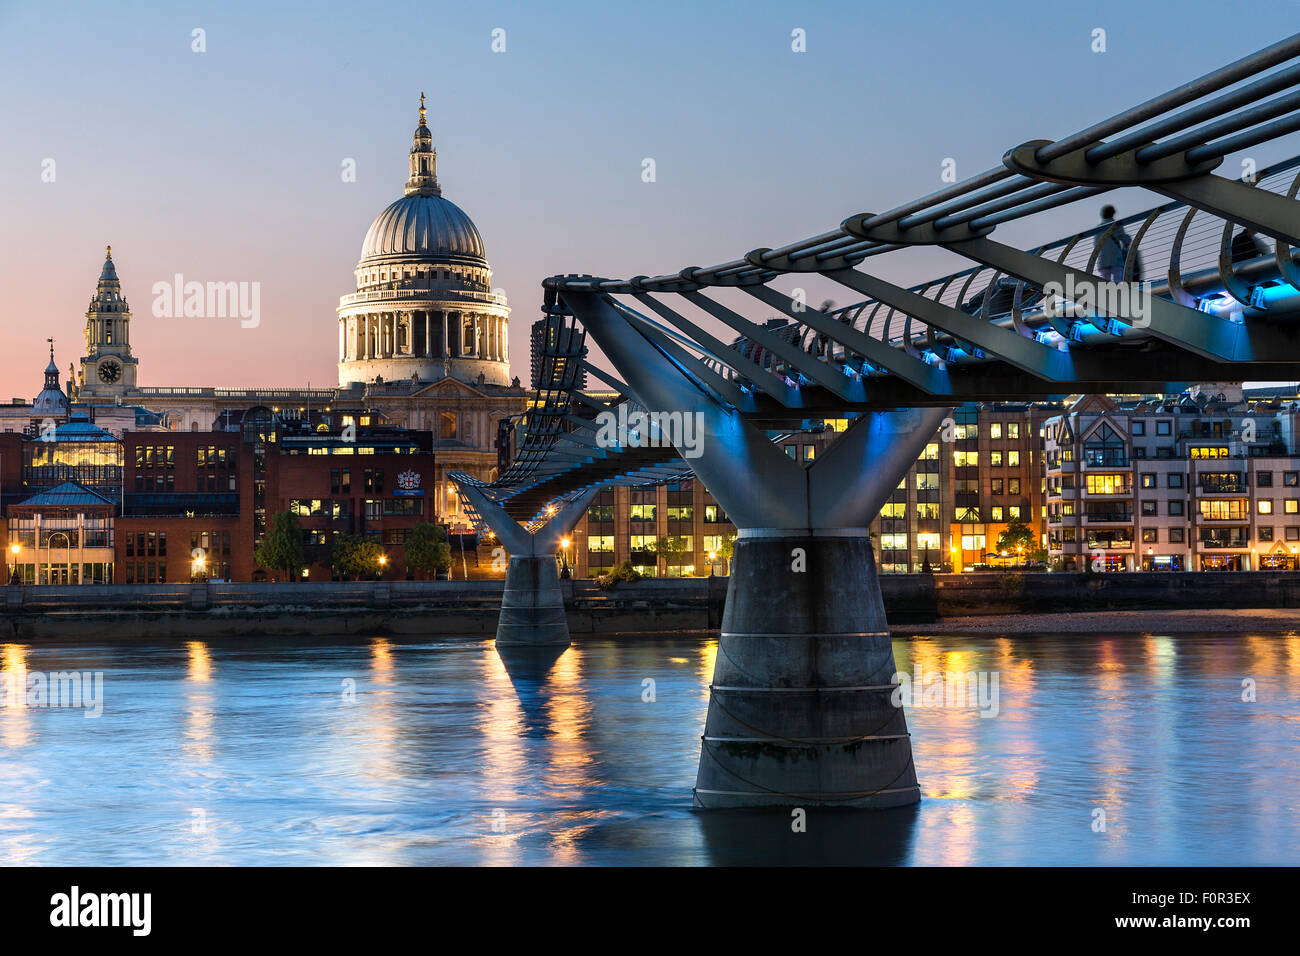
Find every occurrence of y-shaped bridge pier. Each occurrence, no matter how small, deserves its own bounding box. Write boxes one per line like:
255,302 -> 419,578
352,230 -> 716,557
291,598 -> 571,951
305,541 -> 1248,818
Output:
455,483 -> 601,645
565,290 -> 948,807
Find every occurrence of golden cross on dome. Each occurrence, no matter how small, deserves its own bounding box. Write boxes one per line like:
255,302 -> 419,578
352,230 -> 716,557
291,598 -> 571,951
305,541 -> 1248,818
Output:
419,91 -> 426,124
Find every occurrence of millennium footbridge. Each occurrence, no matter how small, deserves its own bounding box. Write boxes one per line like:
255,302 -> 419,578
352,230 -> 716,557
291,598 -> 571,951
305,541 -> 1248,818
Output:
454,34 -> 1300,808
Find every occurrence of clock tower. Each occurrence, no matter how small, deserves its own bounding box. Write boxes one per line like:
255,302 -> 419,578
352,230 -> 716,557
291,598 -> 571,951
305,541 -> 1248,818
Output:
79,245 -> 139,397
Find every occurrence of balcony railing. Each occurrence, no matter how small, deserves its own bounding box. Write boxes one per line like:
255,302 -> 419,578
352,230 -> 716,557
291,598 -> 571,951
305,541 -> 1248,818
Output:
1198,474 -> 1247,493
1199,533 -> 1249,549
1083,512 -> 1133,523
1086,538 -> 1133,550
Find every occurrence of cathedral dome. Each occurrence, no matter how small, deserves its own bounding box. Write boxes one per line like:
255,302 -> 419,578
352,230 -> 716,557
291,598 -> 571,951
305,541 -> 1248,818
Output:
336,94 -> 511,390
359,193 -> 486,265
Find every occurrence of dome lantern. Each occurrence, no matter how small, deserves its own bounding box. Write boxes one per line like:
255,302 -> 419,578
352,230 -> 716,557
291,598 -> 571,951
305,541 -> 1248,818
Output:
405,91 -> 441,197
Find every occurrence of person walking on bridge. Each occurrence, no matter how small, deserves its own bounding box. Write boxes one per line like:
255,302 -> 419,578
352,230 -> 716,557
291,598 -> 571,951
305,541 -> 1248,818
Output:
1094,204 -> 1139,282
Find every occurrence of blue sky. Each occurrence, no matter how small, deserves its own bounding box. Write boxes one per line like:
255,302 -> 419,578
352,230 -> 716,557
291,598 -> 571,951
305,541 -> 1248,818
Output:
1,0 -> 1296,388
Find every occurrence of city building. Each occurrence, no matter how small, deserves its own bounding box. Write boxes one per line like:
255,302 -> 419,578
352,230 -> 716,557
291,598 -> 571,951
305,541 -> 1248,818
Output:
1045,385 -> 1300,571
7,481 -> 115,585
58,98 -> 528,512
264,426 -> 437,580
531,316 -> 587,390
567,403 -> 1059,577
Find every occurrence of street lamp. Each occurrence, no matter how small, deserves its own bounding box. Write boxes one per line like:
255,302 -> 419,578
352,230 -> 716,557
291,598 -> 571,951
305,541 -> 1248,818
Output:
377,554 -> 388,580
559,537 -> 571,579
707,549 -> 717,577
191,552 -> 207,583
9,542 -> 20,585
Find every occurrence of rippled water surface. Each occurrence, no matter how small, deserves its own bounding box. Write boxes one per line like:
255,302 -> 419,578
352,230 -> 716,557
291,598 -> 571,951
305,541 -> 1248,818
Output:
1,632 -> 1297,865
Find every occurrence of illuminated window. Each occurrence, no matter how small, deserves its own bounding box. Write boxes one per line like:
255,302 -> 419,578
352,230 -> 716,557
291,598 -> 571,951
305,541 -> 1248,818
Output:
1086,474 -> 1129,495
1199,499 -> 1247,520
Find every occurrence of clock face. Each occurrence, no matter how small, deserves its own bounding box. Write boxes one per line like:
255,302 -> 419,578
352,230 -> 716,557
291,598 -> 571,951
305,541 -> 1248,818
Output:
98,360 -> 122,384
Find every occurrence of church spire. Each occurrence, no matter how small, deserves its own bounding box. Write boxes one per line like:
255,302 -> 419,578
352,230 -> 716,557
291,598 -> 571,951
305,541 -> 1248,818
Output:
44,338 -> 59,388
405,92 -> 441,197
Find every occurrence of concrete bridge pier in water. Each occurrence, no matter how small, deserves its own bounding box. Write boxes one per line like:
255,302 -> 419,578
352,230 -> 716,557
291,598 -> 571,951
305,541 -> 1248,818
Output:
454,482 -> 601,646
564,289 -> 950,809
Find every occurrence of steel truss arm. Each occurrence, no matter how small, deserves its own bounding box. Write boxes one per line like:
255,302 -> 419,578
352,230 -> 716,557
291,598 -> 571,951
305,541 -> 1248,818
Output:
741,284 -> 948,393
942,235 -> 1298,362
455,481 -> 602,556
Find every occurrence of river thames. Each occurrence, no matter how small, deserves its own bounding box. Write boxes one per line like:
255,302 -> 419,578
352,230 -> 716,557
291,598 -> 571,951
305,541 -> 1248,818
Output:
1,632 -> 1297,866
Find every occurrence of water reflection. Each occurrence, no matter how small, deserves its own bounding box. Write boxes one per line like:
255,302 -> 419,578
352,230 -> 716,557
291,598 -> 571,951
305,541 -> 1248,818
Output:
183,641 -> 215,764
1,643 -> 32,749
697,805 -> 919,866
0,631 -> 1295,864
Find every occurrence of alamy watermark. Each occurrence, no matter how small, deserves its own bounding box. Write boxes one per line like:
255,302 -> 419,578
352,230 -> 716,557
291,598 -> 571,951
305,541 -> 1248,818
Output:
594,405 -> 704,459
1041,275 -> 1154,329
1,668 -> 104,717
892,664 -> 999,718
152,274 -> 260,328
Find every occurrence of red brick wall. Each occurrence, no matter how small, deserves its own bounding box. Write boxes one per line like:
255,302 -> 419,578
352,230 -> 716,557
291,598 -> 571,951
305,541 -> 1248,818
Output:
264,450 -> 439,580
0,432 -> 26,579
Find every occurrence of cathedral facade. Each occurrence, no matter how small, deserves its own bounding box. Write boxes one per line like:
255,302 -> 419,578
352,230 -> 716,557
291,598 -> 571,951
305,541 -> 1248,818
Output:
55,99 -> 529,526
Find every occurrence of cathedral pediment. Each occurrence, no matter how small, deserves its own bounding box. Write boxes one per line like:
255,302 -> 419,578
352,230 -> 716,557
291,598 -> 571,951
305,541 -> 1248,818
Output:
413,377 -> 491,400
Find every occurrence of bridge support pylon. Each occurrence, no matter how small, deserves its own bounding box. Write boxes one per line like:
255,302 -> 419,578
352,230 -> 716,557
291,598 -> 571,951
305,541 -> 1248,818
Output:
563,290 -> 950,808
455,482 -> 602,646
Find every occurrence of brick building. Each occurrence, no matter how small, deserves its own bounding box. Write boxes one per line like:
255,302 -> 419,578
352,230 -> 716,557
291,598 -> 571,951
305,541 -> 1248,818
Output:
115,431 -> 255,583
263,428 -> 437,580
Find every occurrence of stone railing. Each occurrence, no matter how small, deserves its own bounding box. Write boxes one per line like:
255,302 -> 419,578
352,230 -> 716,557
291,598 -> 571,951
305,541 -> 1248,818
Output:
338,288 -> 506,309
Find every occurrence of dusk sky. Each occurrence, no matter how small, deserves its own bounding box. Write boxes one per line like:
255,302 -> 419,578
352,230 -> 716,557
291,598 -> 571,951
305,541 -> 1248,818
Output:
2,0 -> 1297,392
